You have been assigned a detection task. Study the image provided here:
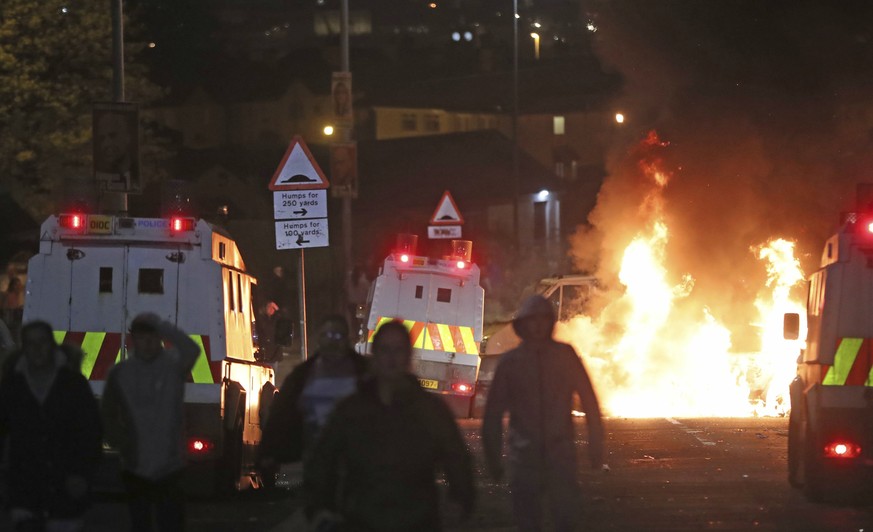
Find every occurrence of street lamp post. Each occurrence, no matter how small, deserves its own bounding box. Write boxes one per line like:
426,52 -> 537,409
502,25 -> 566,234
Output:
530,32 -> 540,60
512,0 -> 520,251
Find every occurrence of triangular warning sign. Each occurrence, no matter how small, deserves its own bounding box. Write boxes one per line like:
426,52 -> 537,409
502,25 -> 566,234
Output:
269,136 -> 330,191
430,190 -> 464,225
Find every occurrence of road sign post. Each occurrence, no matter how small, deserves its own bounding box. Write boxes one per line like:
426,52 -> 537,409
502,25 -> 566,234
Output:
269,136 -> 331,359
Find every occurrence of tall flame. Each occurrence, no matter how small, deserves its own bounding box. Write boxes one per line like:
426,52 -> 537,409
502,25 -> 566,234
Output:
560,131 -> 806,417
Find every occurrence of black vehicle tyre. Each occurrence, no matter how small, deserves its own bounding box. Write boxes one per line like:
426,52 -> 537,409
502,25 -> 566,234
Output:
788,408 -> 802,488
216,391 -> 246,496
802,426 -> 826,503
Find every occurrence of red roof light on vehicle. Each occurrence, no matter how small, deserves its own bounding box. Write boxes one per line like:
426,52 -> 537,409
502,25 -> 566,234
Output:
400,254 -> 410,263
456,260 -> 466,269
187,437 -> 214,455
867,221 -> 873,234
59,214 -> 84,230
823,440 -> 861,459
170,217 -> 195,232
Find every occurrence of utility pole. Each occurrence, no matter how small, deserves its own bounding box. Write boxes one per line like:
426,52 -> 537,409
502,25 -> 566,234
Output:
512,0 -> 520,250
340,0 -> 354,321
111,0 -> 124,102
106,0 -> 128,214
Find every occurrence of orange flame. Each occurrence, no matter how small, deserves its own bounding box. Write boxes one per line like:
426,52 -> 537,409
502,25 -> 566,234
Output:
560,132 -> 805,417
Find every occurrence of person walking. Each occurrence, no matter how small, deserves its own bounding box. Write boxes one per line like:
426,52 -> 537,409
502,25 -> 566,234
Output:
258,315 -> 368,474
303,320 -> 475,531
101,313 -> 200,532
483,295 -> 605,532
0,321 -> 102,532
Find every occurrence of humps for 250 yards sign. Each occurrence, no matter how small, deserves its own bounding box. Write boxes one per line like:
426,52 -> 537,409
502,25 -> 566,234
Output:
268,136 -> 330,249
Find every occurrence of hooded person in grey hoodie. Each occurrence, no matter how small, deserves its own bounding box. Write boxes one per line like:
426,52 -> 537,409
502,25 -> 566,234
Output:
482,295 -> 605,532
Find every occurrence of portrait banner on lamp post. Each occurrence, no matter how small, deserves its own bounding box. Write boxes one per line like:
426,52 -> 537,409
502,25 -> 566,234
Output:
93,102 -> 141,193
330,142 -> 358,199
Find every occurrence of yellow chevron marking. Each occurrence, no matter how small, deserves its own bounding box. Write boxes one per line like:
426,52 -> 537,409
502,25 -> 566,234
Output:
52,331 -> 66,345
437,323 -> 453,352
189,335 -> 212,384
80,332 -> 105,378
460,327 -> 479,355
823,337 -> 863,386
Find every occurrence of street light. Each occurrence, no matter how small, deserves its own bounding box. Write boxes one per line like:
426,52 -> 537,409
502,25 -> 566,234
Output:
530,32 -> 540,60
615,113 -> 625,124
323,125 -> 335,136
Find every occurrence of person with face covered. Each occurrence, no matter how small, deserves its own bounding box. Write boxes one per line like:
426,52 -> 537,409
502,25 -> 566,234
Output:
0,321 -> 102,532
257,315 -> 368,475
483,295 -> 606,532
303,320 -> 474,531
101,313 -> 200,532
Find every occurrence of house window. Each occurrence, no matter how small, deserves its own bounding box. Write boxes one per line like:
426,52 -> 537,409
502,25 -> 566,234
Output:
436,288 -> 452,303
424,114 -> 440,132
138,269 -> 164,294
533,202 -> 547,240
553,116 -> 565,135
401,113 -> 418,131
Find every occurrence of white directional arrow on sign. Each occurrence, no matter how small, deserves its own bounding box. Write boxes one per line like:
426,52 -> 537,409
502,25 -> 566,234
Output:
275,219 -> 330,250
274,189 -> 328,220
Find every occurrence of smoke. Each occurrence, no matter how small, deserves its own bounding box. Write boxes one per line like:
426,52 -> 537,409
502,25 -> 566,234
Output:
573,1 -> 873,345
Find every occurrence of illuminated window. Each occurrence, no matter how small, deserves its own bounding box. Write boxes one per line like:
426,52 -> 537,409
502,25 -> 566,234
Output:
401,113 -> 417,131
425,114 -> 440,132
553,116 -> 565,135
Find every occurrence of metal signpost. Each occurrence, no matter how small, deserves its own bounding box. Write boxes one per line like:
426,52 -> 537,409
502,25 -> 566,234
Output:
269,136 -> 331,359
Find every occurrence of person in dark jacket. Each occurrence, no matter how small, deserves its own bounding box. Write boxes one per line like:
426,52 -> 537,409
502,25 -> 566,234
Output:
258,315 -> 368,473
303,320 -> 475,531
0,321 -> 102,531
483,295 -> 606,532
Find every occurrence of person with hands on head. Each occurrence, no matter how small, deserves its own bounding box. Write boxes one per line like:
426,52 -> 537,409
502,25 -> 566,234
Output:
0,320 -> 102,532
482,295 -> 606,532
102,312 -> 201,532
303,320 -> 475,531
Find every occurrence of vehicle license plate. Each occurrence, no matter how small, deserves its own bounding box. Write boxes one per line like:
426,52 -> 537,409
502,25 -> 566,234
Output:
419,378 -> 439,390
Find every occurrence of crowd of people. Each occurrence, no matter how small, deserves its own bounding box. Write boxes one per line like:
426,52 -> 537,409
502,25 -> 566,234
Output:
0,294 -> 606,531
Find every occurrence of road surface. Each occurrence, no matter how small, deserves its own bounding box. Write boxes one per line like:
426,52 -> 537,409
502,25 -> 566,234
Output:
5,417 -> 873,531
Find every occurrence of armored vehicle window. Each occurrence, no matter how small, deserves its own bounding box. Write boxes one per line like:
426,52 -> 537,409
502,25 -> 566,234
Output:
437,288 -> 452,303
237,273 -> 244,313
219,242 -> 226,260
99,267 -> 113,293
415,285 -> 424,299
228,272 -> 235,311
138,269 -> 163,294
